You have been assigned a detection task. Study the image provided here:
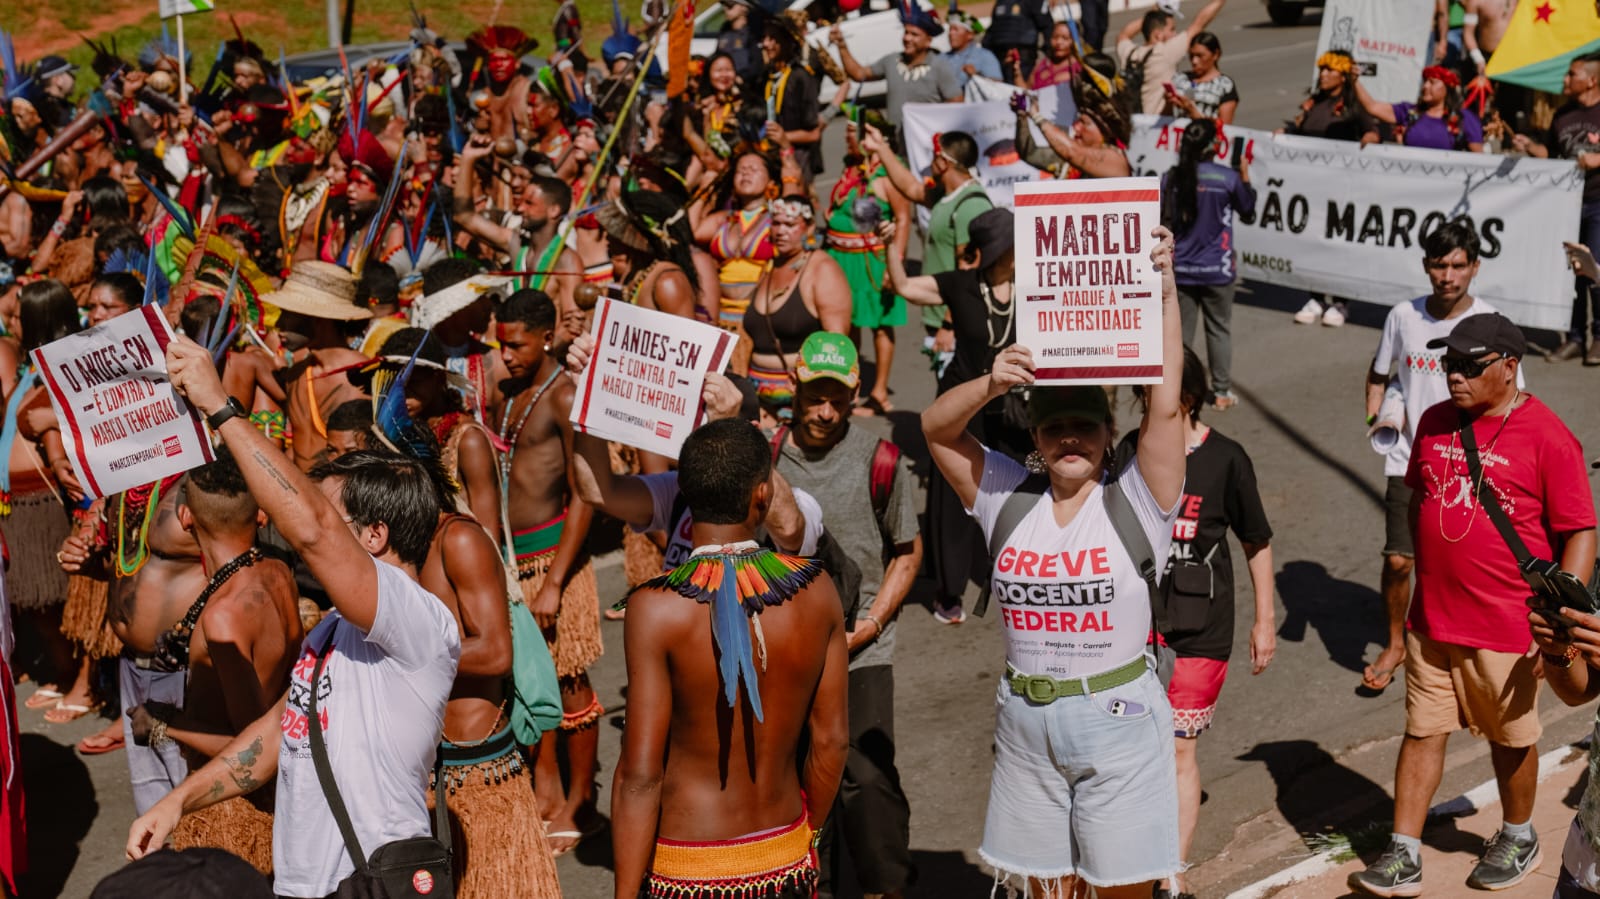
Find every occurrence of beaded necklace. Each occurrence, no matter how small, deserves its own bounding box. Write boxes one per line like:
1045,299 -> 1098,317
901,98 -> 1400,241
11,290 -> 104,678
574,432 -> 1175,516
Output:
116,478 -> 171,578
496,366 -> 563,489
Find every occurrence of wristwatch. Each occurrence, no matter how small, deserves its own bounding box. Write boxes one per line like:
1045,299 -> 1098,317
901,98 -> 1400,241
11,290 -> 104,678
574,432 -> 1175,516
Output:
205,397 -> 247,431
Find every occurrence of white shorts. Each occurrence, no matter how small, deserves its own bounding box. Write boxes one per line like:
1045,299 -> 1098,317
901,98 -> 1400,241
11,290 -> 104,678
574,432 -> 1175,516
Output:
979,668 -> 1180,889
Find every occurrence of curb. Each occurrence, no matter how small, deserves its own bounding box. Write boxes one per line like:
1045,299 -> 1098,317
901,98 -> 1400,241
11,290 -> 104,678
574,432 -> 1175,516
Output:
1224,743 -> 1586,899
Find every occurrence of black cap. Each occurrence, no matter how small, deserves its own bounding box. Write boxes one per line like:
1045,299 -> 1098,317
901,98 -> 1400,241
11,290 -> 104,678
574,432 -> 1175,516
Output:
965,207 -> 1015,271
37,56 -> 77,81
91,848 -> 273,898
1425,313 -> 1527,359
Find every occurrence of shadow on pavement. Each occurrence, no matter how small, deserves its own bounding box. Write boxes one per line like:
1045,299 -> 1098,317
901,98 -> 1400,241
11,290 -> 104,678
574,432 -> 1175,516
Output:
907,849 -> 992,896
1232,384 -> 1384,512
1276,560 -> 1387,674
1238,739 -> 1390,838
18,732 -> 98,899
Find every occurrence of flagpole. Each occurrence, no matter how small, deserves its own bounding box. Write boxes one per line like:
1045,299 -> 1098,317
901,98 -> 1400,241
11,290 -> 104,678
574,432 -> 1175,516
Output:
176,13 -> 188,104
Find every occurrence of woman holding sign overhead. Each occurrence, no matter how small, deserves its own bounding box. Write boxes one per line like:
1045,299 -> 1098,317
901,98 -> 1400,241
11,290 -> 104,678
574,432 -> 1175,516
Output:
921,226 -> 1187,898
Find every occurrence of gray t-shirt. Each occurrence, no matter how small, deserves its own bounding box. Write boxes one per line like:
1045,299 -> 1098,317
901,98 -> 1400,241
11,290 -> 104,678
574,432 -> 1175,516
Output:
774,425 -> 920,670
870,52 -> 963,109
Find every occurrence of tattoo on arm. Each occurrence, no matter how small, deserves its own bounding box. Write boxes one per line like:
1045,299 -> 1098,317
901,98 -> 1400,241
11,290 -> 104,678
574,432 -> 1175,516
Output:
225,736 -> 265,793
205,779 -> 225,803
252,450 -> 299,496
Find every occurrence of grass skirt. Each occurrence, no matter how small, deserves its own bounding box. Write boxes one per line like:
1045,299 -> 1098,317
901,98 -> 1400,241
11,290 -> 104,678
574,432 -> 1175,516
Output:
171,791 -> 274,875
428,759 -> 563,897
517,553 -> 602,681
0,490 -> 69,610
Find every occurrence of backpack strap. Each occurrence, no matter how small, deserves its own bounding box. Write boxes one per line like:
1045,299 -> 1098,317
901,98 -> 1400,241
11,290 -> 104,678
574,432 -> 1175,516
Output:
1102,448 -> 1169,635
869,439 -> 900,523
769,426 -> 788,465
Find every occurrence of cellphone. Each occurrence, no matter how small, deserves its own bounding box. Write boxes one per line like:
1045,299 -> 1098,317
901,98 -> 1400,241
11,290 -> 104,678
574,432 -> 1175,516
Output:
1229,138 -> 1244,170
1009,92 -> 1029,115
1162,81 -> 1179,96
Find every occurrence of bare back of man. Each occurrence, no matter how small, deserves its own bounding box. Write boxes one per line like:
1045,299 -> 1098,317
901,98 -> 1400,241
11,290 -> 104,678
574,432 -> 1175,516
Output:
106,488 -> 206,653
282,348 -> 368,470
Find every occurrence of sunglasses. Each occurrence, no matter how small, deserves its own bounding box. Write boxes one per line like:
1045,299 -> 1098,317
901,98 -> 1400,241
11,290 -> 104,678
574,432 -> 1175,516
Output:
1441,354 -> 1503,378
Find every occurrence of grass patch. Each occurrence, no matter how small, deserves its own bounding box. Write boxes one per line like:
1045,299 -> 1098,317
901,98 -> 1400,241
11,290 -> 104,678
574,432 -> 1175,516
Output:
1,0 -> 620,76
1303,820 -> 1392,864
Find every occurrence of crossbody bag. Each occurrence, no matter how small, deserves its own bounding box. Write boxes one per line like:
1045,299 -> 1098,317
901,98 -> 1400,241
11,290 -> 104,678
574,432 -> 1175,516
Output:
1458,410 -> 1600,623
308,635 -> 456,899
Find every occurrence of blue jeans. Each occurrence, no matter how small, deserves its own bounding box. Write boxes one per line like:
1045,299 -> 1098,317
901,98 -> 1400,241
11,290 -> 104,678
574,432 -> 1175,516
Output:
1570,199 -> 1600,342
120,654 -> 189,815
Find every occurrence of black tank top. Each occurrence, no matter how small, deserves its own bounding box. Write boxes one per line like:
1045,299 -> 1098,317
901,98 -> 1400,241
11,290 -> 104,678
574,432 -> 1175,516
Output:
747,257 -> 822,356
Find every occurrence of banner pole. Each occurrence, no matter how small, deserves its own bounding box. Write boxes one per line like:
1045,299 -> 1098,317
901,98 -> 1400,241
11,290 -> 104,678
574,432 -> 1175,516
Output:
176,13 -> 188,104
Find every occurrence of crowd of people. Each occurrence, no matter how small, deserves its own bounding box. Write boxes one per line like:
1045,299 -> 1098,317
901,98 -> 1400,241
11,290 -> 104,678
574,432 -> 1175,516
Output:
0,0 -> 1589,897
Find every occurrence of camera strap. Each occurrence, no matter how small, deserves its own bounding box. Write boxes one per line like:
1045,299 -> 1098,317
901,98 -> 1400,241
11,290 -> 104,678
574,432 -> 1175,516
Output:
1457,410 -> 1541,590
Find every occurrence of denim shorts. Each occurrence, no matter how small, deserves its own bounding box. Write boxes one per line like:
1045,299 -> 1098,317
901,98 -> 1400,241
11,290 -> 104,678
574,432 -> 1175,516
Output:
979,666 -> 1180,889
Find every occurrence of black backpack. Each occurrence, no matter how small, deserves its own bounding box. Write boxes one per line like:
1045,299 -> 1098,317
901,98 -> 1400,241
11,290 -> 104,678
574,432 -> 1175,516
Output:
1118,45 -> 1155,116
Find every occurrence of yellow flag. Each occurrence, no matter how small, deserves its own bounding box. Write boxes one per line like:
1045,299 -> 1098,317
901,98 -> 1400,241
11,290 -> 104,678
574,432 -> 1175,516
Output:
1485,0 -> 1600,92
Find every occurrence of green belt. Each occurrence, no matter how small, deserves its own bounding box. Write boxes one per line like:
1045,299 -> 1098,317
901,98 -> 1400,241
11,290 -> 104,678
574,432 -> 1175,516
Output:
1007,656 -> 1149,704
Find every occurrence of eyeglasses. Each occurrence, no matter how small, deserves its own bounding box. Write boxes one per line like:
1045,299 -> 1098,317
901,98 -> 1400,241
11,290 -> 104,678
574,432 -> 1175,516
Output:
1441,354 -> 1503,378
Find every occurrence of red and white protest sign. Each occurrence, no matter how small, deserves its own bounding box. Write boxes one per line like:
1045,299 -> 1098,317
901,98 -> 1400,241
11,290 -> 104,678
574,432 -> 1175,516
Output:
571,298 -> 733,459
1013,178 -> 1165,385
32,306 -> 214,499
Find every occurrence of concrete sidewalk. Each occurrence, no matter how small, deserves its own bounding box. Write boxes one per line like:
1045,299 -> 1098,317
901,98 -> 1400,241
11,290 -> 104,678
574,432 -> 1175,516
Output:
1242,742 -> 1593,899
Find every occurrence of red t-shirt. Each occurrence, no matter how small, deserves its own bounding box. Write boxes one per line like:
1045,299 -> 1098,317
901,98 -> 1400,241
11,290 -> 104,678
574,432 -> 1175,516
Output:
1405,395 -> 1596,653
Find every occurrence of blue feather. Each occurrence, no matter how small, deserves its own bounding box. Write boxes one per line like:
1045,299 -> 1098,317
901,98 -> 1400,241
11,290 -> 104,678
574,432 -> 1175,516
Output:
142,242 -> 161,306
210,324 -> 240,363
706,560 -> 764,721
374,339 -> 436,462
138,175 -> 195,240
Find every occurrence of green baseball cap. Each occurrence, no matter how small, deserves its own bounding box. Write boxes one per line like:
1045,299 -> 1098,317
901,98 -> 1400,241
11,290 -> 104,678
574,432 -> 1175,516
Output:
1028,385 -> 1112,428
795,331 -> 860,389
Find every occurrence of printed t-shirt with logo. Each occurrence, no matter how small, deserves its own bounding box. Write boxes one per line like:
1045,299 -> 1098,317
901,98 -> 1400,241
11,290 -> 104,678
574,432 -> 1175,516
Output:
636,471 -> 825,570
970,447 -> 1180,679
272,559 -> 461,898
1404,395 -> 1595,653
1370,295 -> 1509,477
1121,428 -> 1272,661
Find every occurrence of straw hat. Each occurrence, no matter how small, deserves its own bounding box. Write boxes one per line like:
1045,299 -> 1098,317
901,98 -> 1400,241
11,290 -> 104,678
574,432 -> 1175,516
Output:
409,274 -> 512,331
261,261 -> 371,321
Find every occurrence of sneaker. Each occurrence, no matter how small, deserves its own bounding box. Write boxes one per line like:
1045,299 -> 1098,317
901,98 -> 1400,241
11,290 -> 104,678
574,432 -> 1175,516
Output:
1466,829 -> 1541,890
1322,301 -> 1348,327
1292,298 -> 1323,324
932,603 -> 966,625
1211,390 -> 1238,411
1586,341 -> 1600,366
1547,339 -> 1585,362
1348,840 -> 1423,897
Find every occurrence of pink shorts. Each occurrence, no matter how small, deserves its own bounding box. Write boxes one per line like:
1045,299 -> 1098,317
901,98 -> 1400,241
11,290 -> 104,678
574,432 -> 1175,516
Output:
1167,657 -> 1229,738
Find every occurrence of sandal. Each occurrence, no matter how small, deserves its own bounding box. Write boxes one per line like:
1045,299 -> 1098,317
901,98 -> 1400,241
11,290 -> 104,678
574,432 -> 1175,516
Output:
77,732 -> 125,755
24,688 -> 63,710
43,702 -> 98,724
851,395 -> 895,417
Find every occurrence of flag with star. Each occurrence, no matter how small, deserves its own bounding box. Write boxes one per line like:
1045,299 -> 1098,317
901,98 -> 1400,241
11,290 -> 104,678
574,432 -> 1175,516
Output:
1485,0 -> 1600,92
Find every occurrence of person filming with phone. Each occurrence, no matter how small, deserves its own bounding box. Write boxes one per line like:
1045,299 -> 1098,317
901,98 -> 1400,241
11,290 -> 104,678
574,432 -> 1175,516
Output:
1350,313 -> 1597,896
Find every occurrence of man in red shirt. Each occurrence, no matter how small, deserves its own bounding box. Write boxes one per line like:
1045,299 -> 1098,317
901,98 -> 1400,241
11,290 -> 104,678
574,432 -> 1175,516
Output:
1351,313 -> 1597,897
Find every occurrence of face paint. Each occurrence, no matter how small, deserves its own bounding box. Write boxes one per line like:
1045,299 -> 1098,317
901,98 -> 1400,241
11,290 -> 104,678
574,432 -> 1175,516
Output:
488,51 -> 518,83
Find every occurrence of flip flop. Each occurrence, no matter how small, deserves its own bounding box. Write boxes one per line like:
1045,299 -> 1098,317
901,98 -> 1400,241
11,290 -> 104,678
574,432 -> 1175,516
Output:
43,702 -> 98,724
548,820 -> 608,858
851,395 -> 895,417
24,688 -> 63,710
77,732 -> 125,755
1363,665 -> 1399,691
603,607 -> 627,621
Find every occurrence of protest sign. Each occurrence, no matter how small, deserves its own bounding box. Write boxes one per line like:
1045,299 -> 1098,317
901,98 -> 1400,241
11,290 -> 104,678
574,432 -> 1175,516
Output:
32,306 -> 214,499
903,97 -> 1064,217
570,299 -> 733,459
1314,0 -> 1433,103
1127,115 -> 1583,331
1012,178 -> 1165,385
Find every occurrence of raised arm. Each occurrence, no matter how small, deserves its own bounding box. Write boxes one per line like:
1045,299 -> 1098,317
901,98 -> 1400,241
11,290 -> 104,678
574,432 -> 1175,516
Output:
882,222 -> 943,306
1135,227 -> 1185,510
923,345 -> 1035,509
863,125 -> 927,205
1184,0 -> 1228,38
829,26 -> 878,83
1350,77 -> 1398,124
451,139 -> 516,252
166,336 -> 384,632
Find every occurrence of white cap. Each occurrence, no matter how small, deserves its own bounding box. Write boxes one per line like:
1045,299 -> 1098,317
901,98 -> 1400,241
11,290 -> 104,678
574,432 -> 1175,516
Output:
1157,0 -> 1185,18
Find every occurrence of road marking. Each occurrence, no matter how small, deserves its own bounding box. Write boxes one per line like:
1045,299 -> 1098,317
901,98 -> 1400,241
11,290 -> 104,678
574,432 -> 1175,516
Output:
1224,743 -> 1583,899
1225,39 -> 1321,65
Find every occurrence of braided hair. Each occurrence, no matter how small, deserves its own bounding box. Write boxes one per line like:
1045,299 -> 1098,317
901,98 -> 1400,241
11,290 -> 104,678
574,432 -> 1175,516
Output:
1161,118 -> 1218,238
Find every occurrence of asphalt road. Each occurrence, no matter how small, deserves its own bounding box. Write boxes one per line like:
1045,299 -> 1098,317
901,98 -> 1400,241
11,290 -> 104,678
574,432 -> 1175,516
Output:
20,3 -> 1600,898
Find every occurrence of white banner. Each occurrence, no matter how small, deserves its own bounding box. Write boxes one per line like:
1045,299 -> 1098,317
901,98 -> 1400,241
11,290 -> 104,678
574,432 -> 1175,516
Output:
32,306 -> 214,499
1314,0 -> 1434,103
1127,115 -> 1584,331
570,299 -> 732,459
903,92 -> 1075,217
1013,178 -> 1166,385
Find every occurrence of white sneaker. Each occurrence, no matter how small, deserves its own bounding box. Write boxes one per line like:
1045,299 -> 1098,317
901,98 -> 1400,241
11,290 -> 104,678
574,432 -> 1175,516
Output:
1293,299 -> 1323,324
1322,302 -> 1347,327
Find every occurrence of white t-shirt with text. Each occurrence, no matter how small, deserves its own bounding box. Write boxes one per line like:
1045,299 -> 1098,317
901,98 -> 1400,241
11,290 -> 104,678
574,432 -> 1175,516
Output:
272,559 -> 461,898
970,449 -> 1179,679
636,472 -> 824,570
1370,296 -> 1518,477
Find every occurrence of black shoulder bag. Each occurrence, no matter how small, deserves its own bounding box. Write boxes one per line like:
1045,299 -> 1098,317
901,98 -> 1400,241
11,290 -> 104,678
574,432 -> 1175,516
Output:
1458,410 -> 1600,626
307,636 -> 456,899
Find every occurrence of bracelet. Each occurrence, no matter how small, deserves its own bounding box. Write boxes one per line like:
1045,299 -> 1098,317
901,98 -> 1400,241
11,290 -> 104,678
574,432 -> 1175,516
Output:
865,613 -> 885,634
1029,110 -> 1046,126
1469,47 -> 1485,66
148,718 -> 172,750
50,219 -> 68,237
1365,413 -> 1377,426
1543,645 -> 1580,669
781,147 -> 795,158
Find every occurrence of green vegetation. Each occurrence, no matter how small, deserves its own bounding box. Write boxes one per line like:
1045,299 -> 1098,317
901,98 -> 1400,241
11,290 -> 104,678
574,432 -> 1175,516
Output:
0,0 -> 618,79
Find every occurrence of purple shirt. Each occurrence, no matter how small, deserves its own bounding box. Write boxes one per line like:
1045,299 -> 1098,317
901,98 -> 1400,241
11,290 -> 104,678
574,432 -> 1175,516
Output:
1164,162 -> 1256,287
1390,102 -> 1482,151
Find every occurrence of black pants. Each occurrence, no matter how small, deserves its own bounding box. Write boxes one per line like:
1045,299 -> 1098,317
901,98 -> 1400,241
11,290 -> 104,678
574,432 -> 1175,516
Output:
816,665 -> 913,897
1079,0 -> 1110,52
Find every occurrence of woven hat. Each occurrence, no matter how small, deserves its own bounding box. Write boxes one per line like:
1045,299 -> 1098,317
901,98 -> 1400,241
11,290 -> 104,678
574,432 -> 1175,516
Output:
261,261 -> 371,321
410,274 -> 511,330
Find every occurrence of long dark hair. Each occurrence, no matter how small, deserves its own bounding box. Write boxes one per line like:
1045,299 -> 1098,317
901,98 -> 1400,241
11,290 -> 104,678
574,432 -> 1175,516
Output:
19,279 -> 81,354
1162,118 -> 1217,237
